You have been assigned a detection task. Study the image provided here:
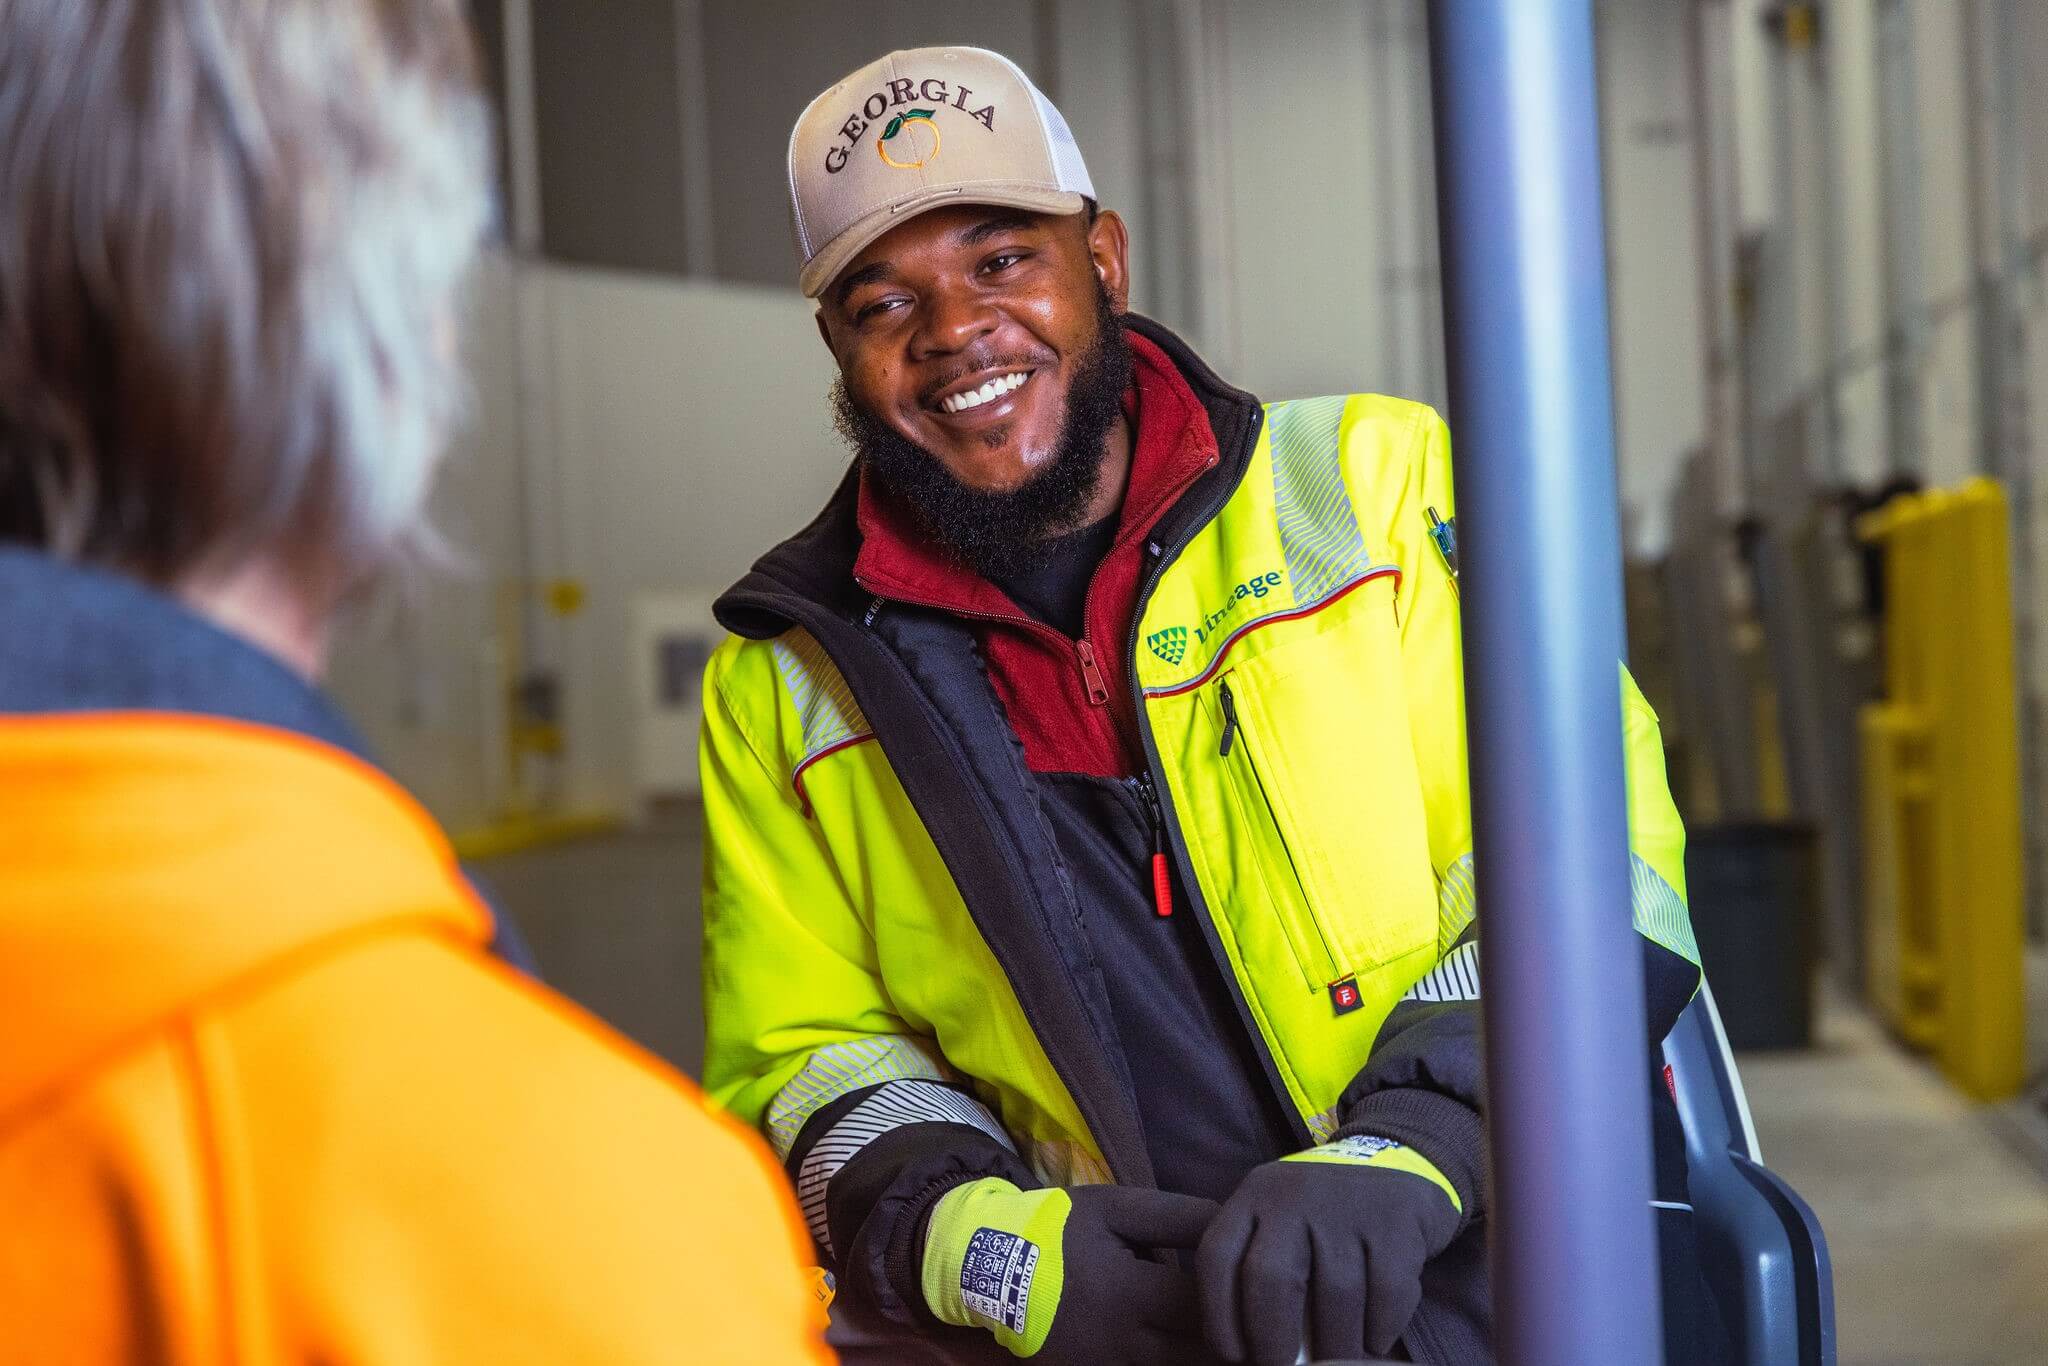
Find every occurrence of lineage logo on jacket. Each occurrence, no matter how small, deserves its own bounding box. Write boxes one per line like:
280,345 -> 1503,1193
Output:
1146,627 -> 1188,666
1193,570 -> 1286,645
1148,571 -> 1288,665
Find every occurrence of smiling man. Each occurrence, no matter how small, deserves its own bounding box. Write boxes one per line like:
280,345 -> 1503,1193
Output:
701,46 -> 1719,1366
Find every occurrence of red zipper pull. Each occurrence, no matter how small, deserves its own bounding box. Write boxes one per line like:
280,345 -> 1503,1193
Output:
1074,639 -> 1112,707
1135,774 -> 1172,916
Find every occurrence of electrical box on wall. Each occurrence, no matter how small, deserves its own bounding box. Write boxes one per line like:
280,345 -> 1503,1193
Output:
627,592 -> 720,820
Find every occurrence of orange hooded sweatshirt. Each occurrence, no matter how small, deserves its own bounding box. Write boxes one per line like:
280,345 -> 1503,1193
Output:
0,699 -> 833,1363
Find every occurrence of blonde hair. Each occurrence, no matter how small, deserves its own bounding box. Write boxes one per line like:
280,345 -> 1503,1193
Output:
0,0 -> 493,596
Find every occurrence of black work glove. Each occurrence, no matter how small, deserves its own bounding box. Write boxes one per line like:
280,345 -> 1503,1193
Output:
1197,1136 -> 1465,1364
920,1177 -> 1220,1364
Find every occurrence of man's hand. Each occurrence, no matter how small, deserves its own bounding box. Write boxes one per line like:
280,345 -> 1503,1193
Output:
921,1178 -> 1219,1363
1196,1136 -> 1463,1364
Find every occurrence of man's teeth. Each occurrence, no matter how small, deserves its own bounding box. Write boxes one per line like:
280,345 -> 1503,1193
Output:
939,371 -> 1030,414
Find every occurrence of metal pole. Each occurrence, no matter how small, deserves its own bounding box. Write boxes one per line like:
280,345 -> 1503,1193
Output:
1424,4 -> 1665,1363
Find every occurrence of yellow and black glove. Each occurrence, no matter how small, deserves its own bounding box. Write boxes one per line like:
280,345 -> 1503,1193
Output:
921,1177 -> 1219,1363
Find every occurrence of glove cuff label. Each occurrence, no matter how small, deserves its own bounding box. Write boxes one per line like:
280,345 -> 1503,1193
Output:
1286,1136 -> 1465,1214
1316,1134 -> 1403,1162
960,1227 -> 1039,1336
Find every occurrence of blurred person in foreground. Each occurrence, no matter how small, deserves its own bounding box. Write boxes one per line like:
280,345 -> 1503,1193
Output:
699,45 -> 1723,1366
0,2 -> 830,1361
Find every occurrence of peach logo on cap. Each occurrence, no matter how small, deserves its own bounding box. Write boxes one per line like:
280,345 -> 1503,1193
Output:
823,77 -> 996,174
877,108 -> 940,168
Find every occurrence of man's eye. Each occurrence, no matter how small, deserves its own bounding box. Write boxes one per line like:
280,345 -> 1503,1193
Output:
982,252 -> 1028,274
855,297 -> 907,324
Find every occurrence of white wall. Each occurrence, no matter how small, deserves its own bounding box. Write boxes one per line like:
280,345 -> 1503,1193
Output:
1183,0 -> 1730,554
1827,0 -> 1892,488
1902,0 -> 1983,488
2022,0 -> 2048,567
540,267 -> 839,814
1194,0 -> 1443,406
330,255 -> 839,826
1598,0 -> 1710,554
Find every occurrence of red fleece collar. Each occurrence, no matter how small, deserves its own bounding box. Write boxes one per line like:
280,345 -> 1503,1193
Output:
852,329 -> 1219,620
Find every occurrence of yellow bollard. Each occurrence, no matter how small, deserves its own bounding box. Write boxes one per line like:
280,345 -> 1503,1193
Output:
1857,481 -> 2026,1100
1860,704 -> 1936,1044
1940,485 -> 2025,1099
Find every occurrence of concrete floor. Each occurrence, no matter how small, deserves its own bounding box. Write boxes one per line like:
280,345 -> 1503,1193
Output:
1740,985 -> 2048,1365
477,829 -> 2048,1365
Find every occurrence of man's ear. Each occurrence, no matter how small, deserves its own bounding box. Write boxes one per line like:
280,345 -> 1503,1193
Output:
1088,208 -> 1132,313
815,308 -> 833,353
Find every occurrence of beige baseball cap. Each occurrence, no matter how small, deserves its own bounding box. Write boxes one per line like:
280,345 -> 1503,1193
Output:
788,46 -> 1095,299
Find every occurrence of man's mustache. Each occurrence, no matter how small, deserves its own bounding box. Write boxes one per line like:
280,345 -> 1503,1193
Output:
916,350 -> 1055,408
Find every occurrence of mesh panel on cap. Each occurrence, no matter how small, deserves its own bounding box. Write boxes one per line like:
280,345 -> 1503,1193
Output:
1031,87 -> 1096,197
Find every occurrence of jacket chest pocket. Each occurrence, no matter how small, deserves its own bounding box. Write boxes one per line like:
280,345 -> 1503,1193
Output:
1195,620 -> 1438,988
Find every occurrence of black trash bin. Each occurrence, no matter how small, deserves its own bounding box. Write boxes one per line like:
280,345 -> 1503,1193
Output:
1683,822 -> 1818,1050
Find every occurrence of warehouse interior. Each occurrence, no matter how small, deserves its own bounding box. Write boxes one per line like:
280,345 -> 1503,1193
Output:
314,4 -> 2048,1361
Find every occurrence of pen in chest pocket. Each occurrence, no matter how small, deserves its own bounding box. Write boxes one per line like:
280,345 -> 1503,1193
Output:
1425,506 -> 1460,595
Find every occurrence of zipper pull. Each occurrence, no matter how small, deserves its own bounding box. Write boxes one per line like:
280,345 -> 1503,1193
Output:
861,596 -> 885,628
1074,639 -> 1112,707
1218,678 -> 1240,757
1134,774 -> 1173,917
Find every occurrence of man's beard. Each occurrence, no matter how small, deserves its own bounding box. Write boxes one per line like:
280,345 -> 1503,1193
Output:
832,285 -> 1134,579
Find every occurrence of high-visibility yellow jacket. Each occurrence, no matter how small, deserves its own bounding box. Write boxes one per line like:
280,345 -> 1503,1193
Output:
702,317 -> 1699,1360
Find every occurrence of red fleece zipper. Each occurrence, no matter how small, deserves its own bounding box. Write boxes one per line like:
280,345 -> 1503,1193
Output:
1074,640 -> 1112,707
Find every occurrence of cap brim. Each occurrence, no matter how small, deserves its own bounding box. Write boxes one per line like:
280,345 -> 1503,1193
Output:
799,185 -> 1088,299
